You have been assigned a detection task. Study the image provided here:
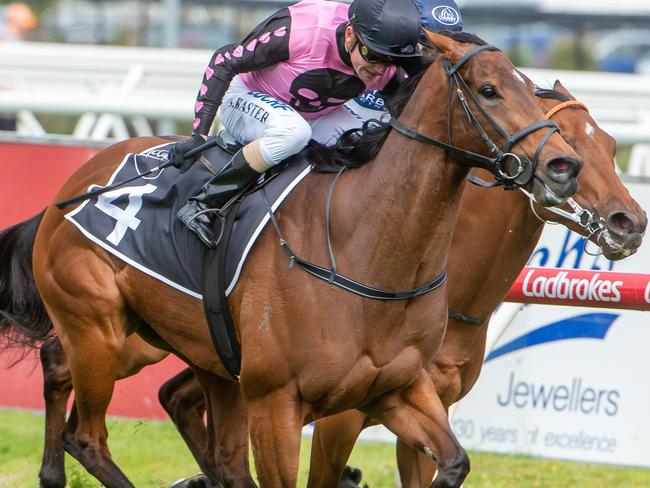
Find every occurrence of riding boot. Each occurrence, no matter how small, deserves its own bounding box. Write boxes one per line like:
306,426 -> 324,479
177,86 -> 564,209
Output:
178,148 -> 260,249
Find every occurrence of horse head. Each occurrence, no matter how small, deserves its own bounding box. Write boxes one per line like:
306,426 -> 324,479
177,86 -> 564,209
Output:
532,80 -> 647,260
421,32 -> 583,206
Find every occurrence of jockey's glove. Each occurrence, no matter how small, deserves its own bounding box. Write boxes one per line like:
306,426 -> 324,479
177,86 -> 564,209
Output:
169,134 -> 205,173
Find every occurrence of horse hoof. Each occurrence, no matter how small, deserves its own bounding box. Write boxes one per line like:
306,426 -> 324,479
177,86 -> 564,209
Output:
169,473 -> 213,488
340,465 -> 368,488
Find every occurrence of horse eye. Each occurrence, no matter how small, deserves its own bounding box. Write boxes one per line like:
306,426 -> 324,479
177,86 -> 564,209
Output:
479,84 -> 498,99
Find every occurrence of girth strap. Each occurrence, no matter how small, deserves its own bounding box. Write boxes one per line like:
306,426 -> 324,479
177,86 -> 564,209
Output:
201,201 -> 242,380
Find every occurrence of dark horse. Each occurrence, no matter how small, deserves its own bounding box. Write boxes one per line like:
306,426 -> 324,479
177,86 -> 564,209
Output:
8,32 -> 582,487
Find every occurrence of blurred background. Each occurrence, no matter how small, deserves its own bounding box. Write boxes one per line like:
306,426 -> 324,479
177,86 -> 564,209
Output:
2,0 -> 649,69
1,0 -> 650,141
2,2 -> 650,484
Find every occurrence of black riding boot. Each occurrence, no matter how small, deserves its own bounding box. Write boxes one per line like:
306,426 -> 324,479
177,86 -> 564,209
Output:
178,149 -> 259,248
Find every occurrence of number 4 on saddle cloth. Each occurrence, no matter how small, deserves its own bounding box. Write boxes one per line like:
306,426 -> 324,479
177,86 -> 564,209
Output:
65,138 -> 312,378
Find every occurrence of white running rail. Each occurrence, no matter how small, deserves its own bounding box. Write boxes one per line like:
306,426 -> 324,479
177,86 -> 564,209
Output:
2,41 -> 650,147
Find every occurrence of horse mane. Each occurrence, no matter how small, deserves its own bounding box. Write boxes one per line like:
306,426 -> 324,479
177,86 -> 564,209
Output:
534,86 -> 571,102
309,30 -> 488,172
306,70 -> 426,172
436,30 -> 487,47
0,211 -> 53,356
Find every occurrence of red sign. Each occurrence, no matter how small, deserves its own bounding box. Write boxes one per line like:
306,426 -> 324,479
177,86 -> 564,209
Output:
506,267 -> 650,311
1,139 -> 185,419
0,139 -> 103,229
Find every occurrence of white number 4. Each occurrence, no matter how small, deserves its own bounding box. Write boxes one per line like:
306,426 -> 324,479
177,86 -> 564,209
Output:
94,184 -> 158,245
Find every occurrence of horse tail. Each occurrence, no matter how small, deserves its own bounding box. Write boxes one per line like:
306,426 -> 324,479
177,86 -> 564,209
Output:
0,211 -> 53,349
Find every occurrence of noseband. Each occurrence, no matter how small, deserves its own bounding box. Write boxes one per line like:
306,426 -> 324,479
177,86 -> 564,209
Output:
390,44 -> 559,189
522,98 -> 608,255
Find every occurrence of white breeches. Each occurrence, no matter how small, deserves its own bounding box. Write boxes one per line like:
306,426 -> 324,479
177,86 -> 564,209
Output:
219,76 -> 390,166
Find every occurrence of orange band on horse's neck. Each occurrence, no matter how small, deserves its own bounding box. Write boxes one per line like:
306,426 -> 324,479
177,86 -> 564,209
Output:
545,100 -> 589,119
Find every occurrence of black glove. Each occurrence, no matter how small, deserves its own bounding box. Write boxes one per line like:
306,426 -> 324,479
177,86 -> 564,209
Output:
169,134 -> 206,173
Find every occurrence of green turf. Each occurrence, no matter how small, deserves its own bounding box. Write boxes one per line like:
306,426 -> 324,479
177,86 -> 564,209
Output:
1,409 -> 649,487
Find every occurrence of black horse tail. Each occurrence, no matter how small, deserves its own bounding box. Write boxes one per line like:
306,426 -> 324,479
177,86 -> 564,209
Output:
0,211 -> 53,349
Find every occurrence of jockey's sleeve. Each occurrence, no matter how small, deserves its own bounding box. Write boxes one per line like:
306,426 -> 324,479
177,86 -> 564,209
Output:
193,9 -> 292,135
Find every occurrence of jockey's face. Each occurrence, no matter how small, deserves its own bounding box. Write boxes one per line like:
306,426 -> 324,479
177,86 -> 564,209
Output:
345,25 -> 391,83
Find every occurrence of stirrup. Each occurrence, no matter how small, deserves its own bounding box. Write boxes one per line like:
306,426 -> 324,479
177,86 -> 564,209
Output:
178,201 -> 220,249
187,206 -> 228,248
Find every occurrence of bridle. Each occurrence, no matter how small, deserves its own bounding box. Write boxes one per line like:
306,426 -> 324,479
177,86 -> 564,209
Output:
451,98 -> 606,326
521,98 -> 608,256
390,44 -> 560,190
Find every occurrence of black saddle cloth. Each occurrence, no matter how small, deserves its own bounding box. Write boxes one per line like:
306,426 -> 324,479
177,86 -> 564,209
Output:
65,138 -> 312,299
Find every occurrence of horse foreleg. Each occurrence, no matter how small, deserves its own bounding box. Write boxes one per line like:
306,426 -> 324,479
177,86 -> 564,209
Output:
193,368 -> 256,488
246,387 -> 303,488
39,337 -> 72,488
159,368 -> 211,477
307,410 -> 367,488
396,438 -> 439,488
362,372 -> 469,488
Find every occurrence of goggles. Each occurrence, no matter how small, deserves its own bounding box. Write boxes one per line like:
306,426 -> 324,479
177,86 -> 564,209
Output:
357,42 -> 395,65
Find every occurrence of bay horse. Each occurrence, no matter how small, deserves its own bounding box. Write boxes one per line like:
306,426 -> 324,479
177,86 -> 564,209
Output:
12,80 -> 643,488
19,32 -> 583,488
306,80 -> 647,487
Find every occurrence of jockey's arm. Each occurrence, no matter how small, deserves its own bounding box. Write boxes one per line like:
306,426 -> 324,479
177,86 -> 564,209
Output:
193,9 -> 292,136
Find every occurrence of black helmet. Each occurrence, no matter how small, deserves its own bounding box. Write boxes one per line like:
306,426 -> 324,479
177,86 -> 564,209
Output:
349,0 -> 423,58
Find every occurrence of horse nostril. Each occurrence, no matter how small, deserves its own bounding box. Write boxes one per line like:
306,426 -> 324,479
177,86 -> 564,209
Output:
608,211 -> 636,235
550,159 -> 570,173
547,157 -> 581,177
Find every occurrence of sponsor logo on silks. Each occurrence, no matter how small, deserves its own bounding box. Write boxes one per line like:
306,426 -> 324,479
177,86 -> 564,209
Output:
247,92 -> 292,111
522,269 -> 623,302
432,6 -> 460,26
354,90 -> 387,111
485,312 -> 619,363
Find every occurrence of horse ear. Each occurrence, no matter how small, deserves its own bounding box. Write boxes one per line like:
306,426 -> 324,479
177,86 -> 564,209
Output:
552,80 -> 575,100
425,31 -> 458,59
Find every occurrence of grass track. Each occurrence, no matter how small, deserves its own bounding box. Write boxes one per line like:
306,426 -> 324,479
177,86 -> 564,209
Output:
1,409 -> 649,487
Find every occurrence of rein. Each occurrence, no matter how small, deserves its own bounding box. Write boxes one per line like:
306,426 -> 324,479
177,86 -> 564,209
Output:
391,44 -> 560,191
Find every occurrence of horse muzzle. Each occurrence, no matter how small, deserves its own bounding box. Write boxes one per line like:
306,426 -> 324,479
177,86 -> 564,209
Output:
598,209 -> 647,260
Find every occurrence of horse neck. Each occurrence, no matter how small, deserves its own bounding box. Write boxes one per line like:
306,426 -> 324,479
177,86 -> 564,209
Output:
446,177 -> 546,319
338,82 -> 471,289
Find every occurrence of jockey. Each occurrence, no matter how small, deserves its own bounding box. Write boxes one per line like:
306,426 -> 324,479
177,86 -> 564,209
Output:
310,0 -> 464,145
415,0 -> 463,33
170,0 -> 424,248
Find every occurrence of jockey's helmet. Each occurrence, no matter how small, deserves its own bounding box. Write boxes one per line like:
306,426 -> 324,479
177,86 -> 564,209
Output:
348,0 -> 423,59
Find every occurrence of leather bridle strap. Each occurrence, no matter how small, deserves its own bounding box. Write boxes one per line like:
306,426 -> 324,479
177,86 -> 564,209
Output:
392,43 -> 560,190
545,100 -> 589,119
390,118 -> 499,171
445,44 -> 501,76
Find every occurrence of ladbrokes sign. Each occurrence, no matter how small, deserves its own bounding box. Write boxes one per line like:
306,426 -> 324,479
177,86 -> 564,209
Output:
521,269 -> 623,302
506,267 -> 650,310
